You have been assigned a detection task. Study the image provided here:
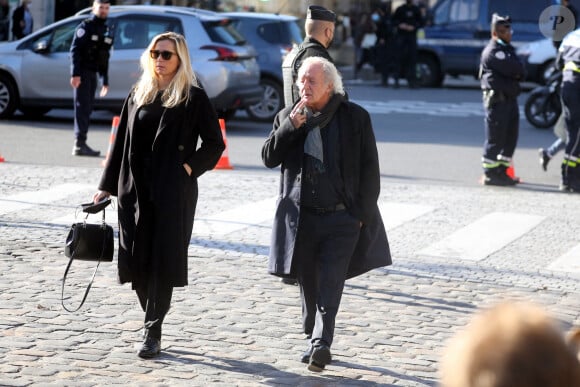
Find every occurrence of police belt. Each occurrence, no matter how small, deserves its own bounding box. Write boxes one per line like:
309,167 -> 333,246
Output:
482,89 -> 510,102
302,203 -> 346,215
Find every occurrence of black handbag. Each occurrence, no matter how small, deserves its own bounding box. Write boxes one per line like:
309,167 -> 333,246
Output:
61,199 -> 114,312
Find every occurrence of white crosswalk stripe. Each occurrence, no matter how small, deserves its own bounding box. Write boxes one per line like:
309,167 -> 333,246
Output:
417,212 -> 545,261
0,183 -> 93,216
548,245 -> 580,273
353,99 -> 525,118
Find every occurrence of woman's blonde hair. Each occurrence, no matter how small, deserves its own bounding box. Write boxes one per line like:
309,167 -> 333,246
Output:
133,32 -> 198,108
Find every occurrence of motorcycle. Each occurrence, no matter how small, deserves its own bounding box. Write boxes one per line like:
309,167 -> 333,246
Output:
524,70 -> 562,129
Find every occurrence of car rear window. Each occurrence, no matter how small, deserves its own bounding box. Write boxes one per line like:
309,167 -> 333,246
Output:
203,19 -> 246,45
488,0 -> 554,23
254,20 -> 303,45
114,16 -> 183,50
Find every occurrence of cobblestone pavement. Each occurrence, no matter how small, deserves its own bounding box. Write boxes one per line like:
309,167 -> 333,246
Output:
0,162 -> 579,386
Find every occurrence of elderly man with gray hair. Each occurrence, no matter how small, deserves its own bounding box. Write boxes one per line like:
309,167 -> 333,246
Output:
262,56 -> 391,372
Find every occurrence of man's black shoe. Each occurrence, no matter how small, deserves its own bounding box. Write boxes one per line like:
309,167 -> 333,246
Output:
307,344 -> 332,372
137,337 -> 161,359
73,143 -> 101,157
280,278 -> 298,285
539,148 -> 550,171
301,345 -> 313,364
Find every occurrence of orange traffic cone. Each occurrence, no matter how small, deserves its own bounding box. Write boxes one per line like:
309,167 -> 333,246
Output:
506,160 -> 521,183
214,118 -> 233,170
101,116 -> 120,167
0,152 -> 4,162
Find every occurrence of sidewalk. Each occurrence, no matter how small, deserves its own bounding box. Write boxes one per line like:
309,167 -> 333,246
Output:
0,162 -> 579,386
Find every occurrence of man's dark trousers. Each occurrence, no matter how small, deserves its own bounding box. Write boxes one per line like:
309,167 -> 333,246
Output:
295,209 -> 360,347
484,97 -> 519,162
74,68 -> 98,145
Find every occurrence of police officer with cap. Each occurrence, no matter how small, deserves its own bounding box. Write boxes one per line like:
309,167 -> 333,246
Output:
70,0 -> 113,156
282,5 -> 336,108
556,26 -> 580,192
479,13 -> 526,186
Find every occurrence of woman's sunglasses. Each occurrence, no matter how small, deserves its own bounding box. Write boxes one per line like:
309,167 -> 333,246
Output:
150,50 -> 177,60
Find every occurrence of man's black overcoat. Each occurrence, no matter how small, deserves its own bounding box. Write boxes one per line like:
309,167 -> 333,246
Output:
262,98 -> 391,279
99,86 -> 225,288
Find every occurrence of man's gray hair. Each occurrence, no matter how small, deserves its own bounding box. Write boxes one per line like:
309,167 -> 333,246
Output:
297,56 -> 345,95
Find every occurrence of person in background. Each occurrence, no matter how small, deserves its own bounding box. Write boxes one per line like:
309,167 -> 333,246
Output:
440,301 -> 580,387
11,0 -> 32,40
479,14 -> 525,186
282,5 -> 336,108
374,2 -> 398,87
262,56 -> 391,372
70,0 -> 113,157
393,0 -> 423,88
92,32 -> 225,359
556,26 -> 580,192
0,0 -> 9,41
352,12 -> 376,79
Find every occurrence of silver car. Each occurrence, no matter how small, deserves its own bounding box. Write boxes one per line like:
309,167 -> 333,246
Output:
0,5 -> 262,119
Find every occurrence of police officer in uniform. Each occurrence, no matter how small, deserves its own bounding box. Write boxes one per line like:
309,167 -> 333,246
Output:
556,27 -> 580,192
479,14 -> 526,186
70,0 -> 113,156
282,5 -> 336,108
393,0 -> 423,88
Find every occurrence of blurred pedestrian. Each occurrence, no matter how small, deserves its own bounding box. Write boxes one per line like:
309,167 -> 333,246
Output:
556,26 -> 580,192
374,3 -> 399,87
69,0 -> 113,157
538,112 -> 567,171
11,0 -> 32,40
352,12 -> 376,79
282,5 -> 336,108
393,0 -> 423,88
480,14 -> 525,186
262,56 -> 391,372
0,0 -> 9,41
441,301 -> 580,387
92,31 -> 225,359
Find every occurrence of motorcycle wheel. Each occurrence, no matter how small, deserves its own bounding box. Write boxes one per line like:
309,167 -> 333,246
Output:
524,91 -> 561,129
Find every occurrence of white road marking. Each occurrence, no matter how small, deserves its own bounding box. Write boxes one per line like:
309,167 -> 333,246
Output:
0,183 -> 93,216
379,202 -> 434,230
548,244 -> 580,273
417,212 -> 545,261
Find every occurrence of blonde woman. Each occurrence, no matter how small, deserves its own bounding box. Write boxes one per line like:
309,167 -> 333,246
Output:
93,32 -> 225,359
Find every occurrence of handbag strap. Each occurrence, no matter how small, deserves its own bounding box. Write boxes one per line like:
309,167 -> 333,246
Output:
61,209 -> 109,313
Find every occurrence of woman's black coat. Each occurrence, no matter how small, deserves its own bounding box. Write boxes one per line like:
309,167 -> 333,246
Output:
99,86 -> 225,288
262,98 -> 391,279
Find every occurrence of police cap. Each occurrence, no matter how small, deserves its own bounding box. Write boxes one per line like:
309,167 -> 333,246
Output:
307,5 -> 336,23
491,13 -> 511,28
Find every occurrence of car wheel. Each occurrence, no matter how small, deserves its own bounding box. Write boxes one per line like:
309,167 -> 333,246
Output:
416,54 -> 443,88
19,107 -> 52,118
246,78 -> 283,122
0,73 -> 18,119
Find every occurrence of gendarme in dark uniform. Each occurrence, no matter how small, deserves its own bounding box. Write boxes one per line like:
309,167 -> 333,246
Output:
556,27 -> 580,192
479,14 -> 526,186
282,5 -> 335,107
70,0 -> 113,156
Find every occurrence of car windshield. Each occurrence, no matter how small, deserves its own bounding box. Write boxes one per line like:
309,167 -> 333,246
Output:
488,0 -> 554,23
203,19 -> 246,45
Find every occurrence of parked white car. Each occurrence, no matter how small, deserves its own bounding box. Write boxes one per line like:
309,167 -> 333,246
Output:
517,37 -> 558,85
0,6 -> 262,119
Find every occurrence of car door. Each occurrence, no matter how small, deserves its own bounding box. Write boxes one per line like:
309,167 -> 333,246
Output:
105,15 -> 183,102
19,19 -> 83,102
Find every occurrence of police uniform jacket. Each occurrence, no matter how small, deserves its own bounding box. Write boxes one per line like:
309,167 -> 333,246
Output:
393,3 -> 423,37
480,39 -> 526,98
70,14 -> 113,86
262,98 -> 392,279
556,28 -> 580,86
98,86 -> 225,287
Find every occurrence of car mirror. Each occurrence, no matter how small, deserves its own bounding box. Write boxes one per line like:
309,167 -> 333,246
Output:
33,40 -> 49,54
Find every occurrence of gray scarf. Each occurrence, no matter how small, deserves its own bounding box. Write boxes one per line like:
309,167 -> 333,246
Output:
303,94 -> 344,169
